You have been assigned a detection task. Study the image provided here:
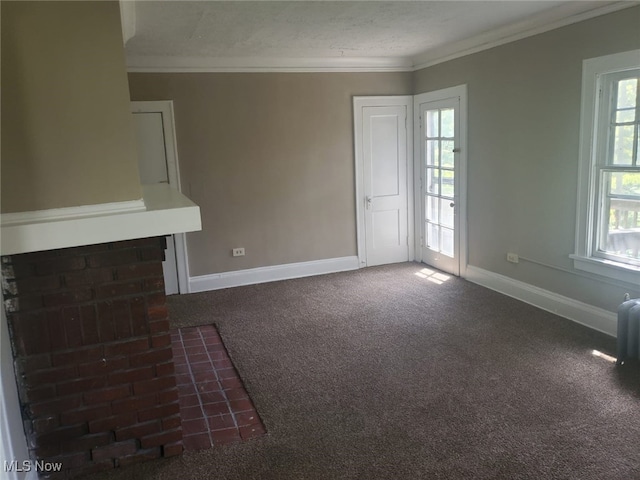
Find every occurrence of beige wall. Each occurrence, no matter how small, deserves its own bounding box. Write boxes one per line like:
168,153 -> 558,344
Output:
129,8 -> 638,311
414,6 -> 640,311
1,1 -> 141,213
128,73 -> 412,276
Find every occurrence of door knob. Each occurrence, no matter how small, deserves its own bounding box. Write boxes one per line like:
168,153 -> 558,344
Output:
366,196 -> 373,209
450,202 -> 455,208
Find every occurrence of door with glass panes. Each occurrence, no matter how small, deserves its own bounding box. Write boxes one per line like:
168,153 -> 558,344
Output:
418,97 -> 461,275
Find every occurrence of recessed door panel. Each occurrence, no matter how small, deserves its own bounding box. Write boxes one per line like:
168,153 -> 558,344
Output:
371,115 -> 400,198
133,112 -> 169,185
372,209 -> 401,248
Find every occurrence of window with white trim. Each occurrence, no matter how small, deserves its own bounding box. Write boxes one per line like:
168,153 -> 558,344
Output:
573,50 -> 640,284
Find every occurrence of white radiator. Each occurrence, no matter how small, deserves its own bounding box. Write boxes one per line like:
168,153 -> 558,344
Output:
617,297 -> 640,365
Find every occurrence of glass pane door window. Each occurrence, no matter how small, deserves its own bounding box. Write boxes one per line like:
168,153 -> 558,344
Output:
425,107 -> 456,257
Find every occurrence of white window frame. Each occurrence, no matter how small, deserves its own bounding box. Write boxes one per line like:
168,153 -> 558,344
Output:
572,49 -> 640,286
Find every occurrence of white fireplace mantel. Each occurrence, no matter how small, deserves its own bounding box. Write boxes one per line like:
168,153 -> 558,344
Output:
0,184 -> 201,256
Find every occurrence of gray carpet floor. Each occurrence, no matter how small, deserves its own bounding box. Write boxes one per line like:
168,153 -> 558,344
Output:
90,262 -> 640,479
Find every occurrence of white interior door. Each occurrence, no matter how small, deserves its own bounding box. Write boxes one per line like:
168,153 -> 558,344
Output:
355,97 -> 412,267
415,86 -> 467,276
132,107 -> 181,295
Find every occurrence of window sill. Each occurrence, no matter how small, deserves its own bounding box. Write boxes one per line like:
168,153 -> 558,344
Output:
570,254 -> 640,287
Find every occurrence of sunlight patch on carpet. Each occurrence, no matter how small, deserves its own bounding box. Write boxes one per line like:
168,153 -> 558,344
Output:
414,267 -> 451,284
591,349 -> 617,363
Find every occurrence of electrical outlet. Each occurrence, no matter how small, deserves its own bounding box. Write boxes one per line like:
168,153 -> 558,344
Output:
232,247 -> 245,257
506,252 -> 519,263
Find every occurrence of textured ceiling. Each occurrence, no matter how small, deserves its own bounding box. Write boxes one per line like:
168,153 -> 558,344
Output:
124,1 -> 630,70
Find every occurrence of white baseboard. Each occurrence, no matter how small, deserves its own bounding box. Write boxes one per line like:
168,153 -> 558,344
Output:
189,256 -> 360,293
464,265 -> 617,337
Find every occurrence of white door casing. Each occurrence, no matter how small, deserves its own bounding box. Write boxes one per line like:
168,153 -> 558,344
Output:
414,85 -> 468,277
354,96 -> 413,267
131,101 -> 191,294
132,110 -> 180,295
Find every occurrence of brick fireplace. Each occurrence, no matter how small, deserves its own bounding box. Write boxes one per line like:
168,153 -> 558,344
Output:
1,237 -> 183,478
1,3 -> 203,476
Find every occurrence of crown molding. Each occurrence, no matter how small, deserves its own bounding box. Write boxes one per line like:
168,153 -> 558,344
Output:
126,55 -> 414,73
125,1 -> 638,74
411,1 -> 638,71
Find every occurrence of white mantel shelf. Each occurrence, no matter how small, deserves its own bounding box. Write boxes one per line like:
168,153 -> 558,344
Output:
0,184 -> 202,256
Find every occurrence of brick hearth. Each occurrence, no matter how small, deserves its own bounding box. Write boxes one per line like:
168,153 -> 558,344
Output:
1,237 -> 183,478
